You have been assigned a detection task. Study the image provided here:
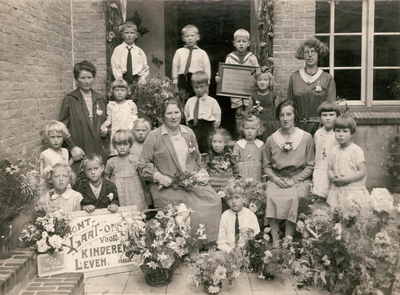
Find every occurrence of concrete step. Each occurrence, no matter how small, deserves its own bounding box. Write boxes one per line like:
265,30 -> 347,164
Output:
21,273 -> 84,295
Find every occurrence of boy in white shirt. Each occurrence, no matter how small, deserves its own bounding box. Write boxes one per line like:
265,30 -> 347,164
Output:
172,25 -> 211,98
184,71 -> 221,153
217,180 -> 260,253
111,21 -> 149,85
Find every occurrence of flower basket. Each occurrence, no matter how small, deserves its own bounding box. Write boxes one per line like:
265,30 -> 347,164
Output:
202,280 -> 222,294
140,260 -> 178,287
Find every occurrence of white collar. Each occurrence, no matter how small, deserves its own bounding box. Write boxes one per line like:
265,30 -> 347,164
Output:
272,128 -> 304,151
49,189 -> 70,200
161,124 -> 188,135
230,208 -> 245,216
299,68 -> 323,85
123,41 -> 137,49
317,127 -> 334,136
237,139 -> 263,149
184,45 -> 199,49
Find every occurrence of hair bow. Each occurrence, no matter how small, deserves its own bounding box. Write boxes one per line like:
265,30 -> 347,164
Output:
251,66 -> 270,76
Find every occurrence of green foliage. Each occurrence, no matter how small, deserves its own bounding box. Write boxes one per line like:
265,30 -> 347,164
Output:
386,135 -> 400,193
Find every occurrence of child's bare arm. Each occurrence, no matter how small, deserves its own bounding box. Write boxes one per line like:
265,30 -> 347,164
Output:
334,162 -> 366,185
327,169 -> 336,181
101,115 -> 112,128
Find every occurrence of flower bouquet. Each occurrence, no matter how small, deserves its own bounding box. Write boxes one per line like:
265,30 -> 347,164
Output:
242,178 -> 268,228
170,169 -> 210,190
187,248 -> 250,294
120,204 -> 206,287
19,209 -> 75,254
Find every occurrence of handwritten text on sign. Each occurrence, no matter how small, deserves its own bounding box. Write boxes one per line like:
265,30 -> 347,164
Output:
217,63 -> 257,98
66,207 -> 135,273
37,251 -> 67,277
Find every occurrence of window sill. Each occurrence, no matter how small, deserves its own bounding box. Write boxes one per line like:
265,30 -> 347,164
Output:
350,111 -> 400,125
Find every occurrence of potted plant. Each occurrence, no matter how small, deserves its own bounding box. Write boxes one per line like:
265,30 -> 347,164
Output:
120,204 -> 205,287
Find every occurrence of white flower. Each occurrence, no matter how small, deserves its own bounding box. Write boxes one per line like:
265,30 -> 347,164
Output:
44,224 -> 55,233
264,250 -> 273,258
143,249 -> 152,258
322,255 -> 328,261
324,260 -> 331,266
397,204 -> 400,214
264,227 -> 271,234
42,231 -> 48,239
107,193 -> 114,201
249,203 -> 258,212
208,285 -> 221,294
214,265 -> 227,280
370,188 -> 394,213
217,191 -> 225,198
147,261 -> 158,269
315,85 -> 322,92
48,235 -> 63,250
157,252 -> 168,261
36,239 -> 50,253
263,234 -> 270,242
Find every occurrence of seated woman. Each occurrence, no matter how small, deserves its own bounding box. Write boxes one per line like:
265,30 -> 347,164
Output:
262,100 -> 314,248
138,98 -> 222,243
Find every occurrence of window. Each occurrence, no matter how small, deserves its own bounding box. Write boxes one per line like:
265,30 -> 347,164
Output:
315,0 -> 400,106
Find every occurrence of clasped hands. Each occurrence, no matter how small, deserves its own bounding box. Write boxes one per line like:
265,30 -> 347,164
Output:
273,176 -> 296,188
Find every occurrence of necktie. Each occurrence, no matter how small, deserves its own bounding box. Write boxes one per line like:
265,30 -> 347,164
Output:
184,47 -> 194,76
126,46 -> 133,83
235,213 -> 239,243
193,97 -> 200,126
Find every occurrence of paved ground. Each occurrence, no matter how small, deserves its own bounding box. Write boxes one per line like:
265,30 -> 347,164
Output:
84,264 -> 326,295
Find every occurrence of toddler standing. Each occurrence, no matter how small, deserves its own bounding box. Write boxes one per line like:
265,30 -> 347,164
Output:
105,130 -> 146,210
312,102 -> 340,198
232,116 -> 264,181
111,21 -> 149,84
101,79 -> 138,157
250,68 -> 278,141
327,115 -> 371,215
172,25 -> 211,98
202,128 -> 240,191
37,163 -> 82,213
184,71 -> 221,153
217,180 -> 260,253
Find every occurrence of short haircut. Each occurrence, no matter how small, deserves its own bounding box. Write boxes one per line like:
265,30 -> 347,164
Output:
275,99 -> 297,121
240,116 -> 265,136
119,21 -> 137,33
81,154 -> 103,169
223,179 -> 245,198
133,118 -> 152,131
112,129 -> 134,148
191,71 -> 209,85
234,29 -> 250,40
73,60 -> 96,79
295,38 -> 329,60
160,98 -> 183,122
310,201 -> 331,214
111,79 -> 128,90
182,25 -> 199,35
254,71 -> 275,91
317,101 -> 341,117
209,127 -> 232,147
45,120 -> 70,139
46,163 -> 76,186
333,114 -> 357,134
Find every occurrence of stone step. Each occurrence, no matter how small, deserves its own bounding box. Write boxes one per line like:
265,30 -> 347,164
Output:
0,248 -> 36,295
21,272 -> 84,295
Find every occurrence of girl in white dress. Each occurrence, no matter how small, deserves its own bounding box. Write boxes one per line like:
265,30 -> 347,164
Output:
327,115 -> 371,216
101,79 -> 138,156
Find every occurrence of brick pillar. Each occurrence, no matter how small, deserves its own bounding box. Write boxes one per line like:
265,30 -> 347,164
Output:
273,0 -> 315,100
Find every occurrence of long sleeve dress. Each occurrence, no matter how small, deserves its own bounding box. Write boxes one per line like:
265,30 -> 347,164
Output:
138,125 -> 222,242
287,69 -> 336,135
262,128 -> 314,224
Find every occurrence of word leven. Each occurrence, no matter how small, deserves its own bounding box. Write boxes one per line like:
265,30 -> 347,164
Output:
75,258 -> 107,270
81,244 -> 123,259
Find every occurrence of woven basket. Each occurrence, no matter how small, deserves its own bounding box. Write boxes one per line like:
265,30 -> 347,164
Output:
202,280 -> 222,294
140,262 -> 177,287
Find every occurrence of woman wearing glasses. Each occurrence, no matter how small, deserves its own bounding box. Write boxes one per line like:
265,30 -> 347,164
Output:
287,38 -> 336,135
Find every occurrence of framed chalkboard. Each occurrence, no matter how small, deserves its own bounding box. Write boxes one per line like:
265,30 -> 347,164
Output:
37,251 -> 67,277
216,63 -> 257,98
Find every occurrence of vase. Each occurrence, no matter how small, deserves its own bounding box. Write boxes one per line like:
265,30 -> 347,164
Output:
202,281 -> 222,295
262,264 -> 275,281
140,262 -> 177,287
0,224 -> 12,260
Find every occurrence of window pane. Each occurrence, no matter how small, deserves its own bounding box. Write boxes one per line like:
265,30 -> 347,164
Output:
334,36 -> 361,67
374,36 -> 400,66
373,69 -> 400,101
375,1 -> 400,33
316,1 -> 330,34
335,1 -> 362,33
316,36 -> 330,67
334,70 -> 361,101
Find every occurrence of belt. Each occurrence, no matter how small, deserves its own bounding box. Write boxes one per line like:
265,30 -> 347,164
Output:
297,117 -> 320,124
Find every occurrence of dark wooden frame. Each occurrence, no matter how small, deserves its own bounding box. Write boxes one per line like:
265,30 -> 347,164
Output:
216,63 -> 257,98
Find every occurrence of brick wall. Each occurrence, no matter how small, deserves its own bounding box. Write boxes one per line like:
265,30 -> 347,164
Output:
0,0 -> 73,159
273,0 -> 315,100
72,0 -> 107,95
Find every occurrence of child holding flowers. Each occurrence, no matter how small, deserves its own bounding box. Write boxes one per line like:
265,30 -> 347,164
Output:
232,116 -> 264,181
105,129 -> 146,209
37,163 -> 82,213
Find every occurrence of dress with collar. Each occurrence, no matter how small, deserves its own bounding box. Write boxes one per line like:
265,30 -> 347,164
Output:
39,188 -> 83,213
287,69 -> 336,135
232,139 -> 264,181
138,125 -> 221,242
74,178 -> 119,209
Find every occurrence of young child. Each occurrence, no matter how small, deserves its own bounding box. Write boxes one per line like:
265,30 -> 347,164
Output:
101,79 -> 138,157
129,118 -> 154,208
297,201 -> 332,239
184,71 -> 221,153
37,163 -> 82,213
327,115 -> 371,215
104,129 -> 146,210
202,128 -> 240,191
217,29 -> 259,138
172,25 -> 211,98
111,21 -> 149,84
250,68 -> 278,141
312,102 -> 340,198
74,154 -> 119,213
217,180 -> 260,253
40,121 -> 73,194
232,116 -> 264,181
